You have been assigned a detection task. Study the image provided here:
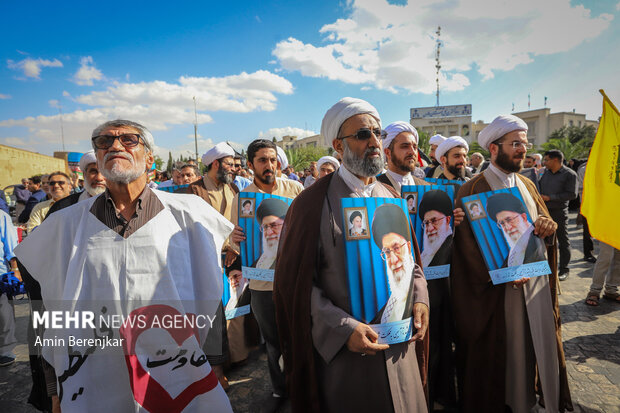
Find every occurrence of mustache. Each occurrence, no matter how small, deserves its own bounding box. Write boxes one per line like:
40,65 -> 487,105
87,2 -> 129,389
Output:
262,169 -> 274,175
365,148 -> 380,157
103,151 -> 133,164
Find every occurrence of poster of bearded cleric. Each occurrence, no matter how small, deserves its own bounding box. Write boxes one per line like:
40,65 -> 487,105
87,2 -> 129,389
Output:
342,199 -> 417,345
222,263 -> 251,320
238,194 -> 293,283
462,188 -> 552,284
402,185 -> 455,280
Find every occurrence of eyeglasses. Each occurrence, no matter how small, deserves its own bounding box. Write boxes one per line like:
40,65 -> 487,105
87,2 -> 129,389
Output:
259,222 -> 283,233
496,141 -> 533,150
48,181 -> 67,187
380,241 -> 408,261
496,214 -> 522,229
422,216 -> 447,228
92,133 -> 142,150
337,128 -> 382,141
220,160 -> 235,168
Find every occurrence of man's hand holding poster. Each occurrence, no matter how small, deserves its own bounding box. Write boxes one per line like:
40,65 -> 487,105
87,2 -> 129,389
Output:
342,198 -> 417,345
462,187 -> 551,284
238,193 -> 293,282
402,185 -> 455,280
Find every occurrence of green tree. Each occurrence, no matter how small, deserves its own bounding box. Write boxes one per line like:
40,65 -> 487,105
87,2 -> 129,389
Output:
543,124 -> 597,159
167,152 -> 173,173
153,155 -> 164,170
417,131 -> 430,156
285,146 -> 329,171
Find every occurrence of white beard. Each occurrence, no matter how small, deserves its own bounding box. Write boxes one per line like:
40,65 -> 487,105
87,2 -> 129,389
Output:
225,278 -> 249,311
256,234 -> 279,269
350,226 -> 364,235
506,224 -> 534,266
100,152 -> 146,184
382,253 -> 414,324
420,224 -> 452,267
84,179 -> 106,197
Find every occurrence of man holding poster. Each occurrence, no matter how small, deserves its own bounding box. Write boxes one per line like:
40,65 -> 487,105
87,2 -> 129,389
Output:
274,98 -> 429,413
452,114 -> 572,413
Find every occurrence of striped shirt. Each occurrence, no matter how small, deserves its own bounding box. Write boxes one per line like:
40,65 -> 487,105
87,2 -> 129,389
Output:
90,186 -> 164,238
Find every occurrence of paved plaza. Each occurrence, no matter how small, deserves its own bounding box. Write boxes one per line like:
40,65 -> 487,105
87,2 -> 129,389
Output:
1,213 -> 618,412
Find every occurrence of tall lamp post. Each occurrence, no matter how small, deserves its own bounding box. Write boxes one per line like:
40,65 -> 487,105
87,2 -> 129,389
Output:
193,97 -> 199,163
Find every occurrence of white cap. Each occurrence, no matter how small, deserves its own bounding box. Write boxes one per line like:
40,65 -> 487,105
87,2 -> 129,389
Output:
202,142 -> 235,166
429,134 -> 446,146
321,97 -> 381,146
79,150 -> 97,172
478,115 -> 528,150
276,146 -> 288,170
383,121 -> 418,148
317,155 -> 340,171
435,136 -> 469,160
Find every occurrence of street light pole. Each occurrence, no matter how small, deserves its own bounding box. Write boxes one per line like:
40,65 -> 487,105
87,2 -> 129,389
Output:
193,97 -> 198,163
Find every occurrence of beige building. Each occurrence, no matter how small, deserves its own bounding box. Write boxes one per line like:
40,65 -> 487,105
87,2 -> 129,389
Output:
0,144 -> 68,188
471,108 -> 599,146
274,134 -> 327,150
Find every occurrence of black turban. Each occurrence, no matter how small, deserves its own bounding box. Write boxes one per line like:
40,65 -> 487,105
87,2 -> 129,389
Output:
406,194 -> 415,201
349,210 -> 362,224
256,198 -> 289,224
242,200 -> 252,207
418,190 -> 453,219
371,204 -> 411,248
486,192 -> 527,222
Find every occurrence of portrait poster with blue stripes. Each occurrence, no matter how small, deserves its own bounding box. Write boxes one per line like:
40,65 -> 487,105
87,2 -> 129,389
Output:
341,197 -> 416,344
402,185 -> 455,280
424,177 -> 463,192
222,271 -> 251,320
156,184 -> 189,194
462,187 -> 551,285
238,193 -> 293,283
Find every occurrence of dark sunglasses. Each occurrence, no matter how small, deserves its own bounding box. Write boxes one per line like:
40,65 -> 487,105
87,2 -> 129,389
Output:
48,181 -> 67,187
337,128 -> 382,141
92,133 -> 142,150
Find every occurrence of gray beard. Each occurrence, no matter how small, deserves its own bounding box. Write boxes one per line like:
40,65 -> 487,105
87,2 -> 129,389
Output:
386,252 -> 414,298
216,165 -> 233,184
100,153 -> 145,185
84,179 -> 106,197
342,140 -> 384,177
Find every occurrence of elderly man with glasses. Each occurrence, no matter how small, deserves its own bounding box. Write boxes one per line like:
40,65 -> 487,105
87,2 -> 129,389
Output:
15,119 -> 234,413
274,98 -> 429,413
451,115 -> 571,413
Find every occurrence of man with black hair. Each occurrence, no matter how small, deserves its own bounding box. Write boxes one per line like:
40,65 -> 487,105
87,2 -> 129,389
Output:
18,175 -> 46,224
540,149 -> 578,280
435,136 -> 471,181
229,138 -> 302,412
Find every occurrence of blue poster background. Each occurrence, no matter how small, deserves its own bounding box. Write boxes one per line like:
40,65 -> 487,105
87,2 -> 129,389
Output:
461,187 -> 551,284
402,184 -> 455,279
156,184 -> 189,193
239,193 -> 293,282
341,197 -> 415,344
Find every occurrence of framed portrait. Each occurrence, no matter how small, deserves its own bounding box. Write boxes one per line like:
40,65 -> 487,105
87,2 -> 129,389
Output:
464,200 -> 486,221
239,198 -> 255,218
403,192 -> 418,214
344,207 -> 371,241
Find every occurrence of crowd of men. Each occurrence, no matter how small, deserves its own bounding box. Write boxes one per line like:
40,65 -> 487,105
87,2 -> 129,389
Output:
0,96 -> 617,413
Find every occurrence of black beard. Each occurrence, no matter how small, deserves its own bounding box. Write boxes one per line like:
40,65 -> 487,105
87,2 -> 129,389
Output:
496,146 -> 523,173
216,165 -> 233,184
256,170 -> 275,185
392,153 -> 416,173
447,163 -> 466,179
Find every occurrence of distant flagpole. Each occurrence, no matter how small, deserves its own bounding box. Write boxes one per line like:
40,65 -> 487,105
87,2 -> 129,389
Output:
193,97 -> 198,163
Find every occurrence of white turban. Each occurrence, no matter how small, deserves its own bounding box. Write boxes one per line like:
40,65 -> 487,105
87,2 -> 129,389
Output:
321,97 -> 381,146
478,115 -> 528,150
317,155 -> 340,171
202,142 -> 235,166
383,121 -> 418,148
276,146 -> 288,170
79,150 -> 97,172
429,134 -> 446,146
436,136 -> 469,160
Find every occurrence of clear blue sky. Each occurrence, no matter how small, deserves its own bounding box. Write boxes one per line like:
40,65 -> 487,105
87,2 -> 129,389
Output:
1,0 -> 618,162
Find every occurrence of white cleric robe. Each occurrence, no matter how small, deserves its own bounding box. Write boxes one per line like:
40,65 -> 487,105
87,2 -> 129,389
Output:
15,190 -> 234,413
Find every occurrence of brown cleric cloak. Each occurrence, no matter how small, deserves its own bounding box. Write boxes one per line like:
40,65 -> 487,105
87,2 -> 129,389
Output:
451,173 -> 572,412
274,172 -> 429,413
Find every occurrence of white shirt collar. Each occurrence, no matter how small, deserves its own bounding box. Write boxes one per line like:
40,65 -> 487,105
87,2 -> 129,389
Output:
338,164 -> 377,197
488,162 -> 516,188
386,169 -> 415,192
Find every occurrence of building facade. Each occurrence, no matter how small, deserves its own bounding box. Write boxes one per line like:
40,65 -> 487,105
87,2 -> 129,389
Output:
410,104 -> 473,142
274,134 -> 326,150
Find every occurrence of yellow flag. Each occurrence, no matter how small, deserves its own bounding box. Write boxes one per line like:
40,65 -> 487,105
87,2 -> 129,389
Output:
581,90 -> 620,250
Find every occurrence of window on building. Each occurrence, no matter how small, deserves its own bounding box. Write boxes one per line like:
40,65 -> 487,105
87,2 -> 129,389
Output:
569,120 -> 574,126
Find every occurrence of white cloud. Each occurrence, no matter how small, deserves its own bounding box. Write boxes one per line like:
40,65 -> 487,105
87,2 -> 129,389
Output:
616,1 -> 620,11
272,0 -> 612,94
0,70 -> 293,152
0,93 -> 11,99
7,57 -> 63,79
258,126 -> 317,140
1,137 -> 29,147
72,56 -> 104,86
